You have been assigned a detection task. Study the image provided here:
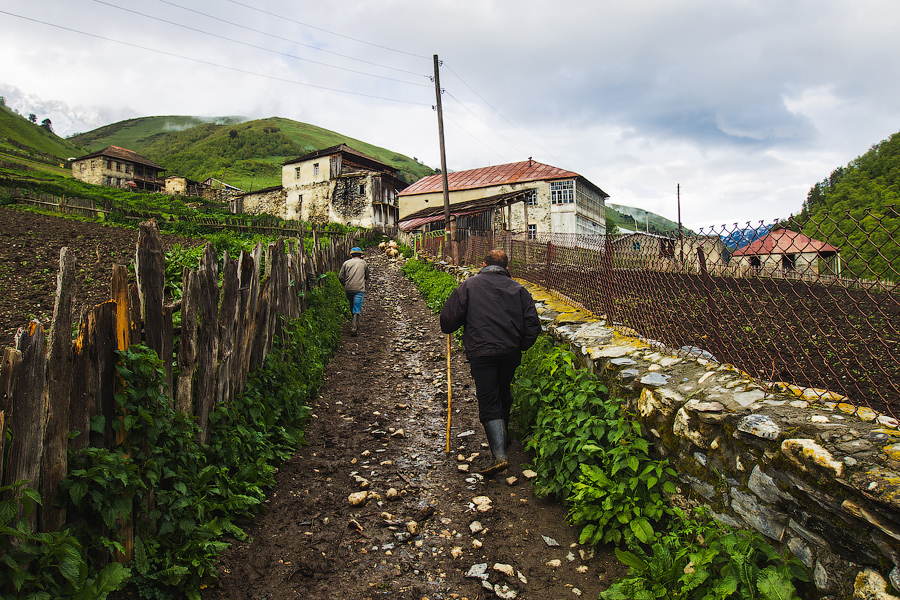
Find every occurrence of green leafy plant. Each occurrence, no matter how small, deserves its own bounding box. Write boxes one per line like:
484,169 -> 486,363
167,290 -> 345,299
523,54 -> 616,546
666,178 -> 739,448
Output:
0,481 -> 129,599
602,509 -> 809,600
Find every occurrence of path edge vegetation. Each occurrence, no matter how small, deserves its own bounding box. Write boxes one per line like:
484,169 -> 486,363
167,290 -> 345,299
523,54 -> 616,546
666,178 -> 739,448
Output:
1,272 -> 347,600
402,257 -> 810,600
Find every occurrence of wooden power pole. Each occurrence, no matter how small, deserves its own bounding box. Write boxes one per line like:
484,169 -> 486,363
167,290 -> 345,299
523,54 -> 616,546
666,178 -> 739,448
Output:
433,54 -> 456,263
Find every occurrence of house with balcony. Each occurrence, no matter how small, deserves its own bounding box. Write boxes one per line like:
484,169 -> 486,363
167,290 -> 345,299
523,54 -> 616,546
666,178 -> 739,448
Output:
71,146 -> 165,192
398,159 -> 608,239
276,144 -> 405,230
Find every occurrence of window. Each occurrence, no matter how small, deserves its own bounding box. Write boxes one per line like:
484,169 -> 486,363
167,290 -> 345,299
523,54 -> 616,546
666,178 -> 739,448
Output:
527,224 -> 537,239
358,184 -> 366,195
295,167 -> 301,179
116,162 -> 121,172
107,160 -> 113,170
313,163 -> 319,176
550,180 -> 574,204
525,190 -> 537,206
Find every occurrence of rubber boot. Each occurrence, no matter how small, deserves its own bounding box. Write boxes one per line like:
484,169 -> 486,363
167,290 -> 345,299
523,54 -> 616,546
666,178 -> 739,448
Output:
351,313 -> 359,336
478,419 -> 509,477
504,418 -> 512,451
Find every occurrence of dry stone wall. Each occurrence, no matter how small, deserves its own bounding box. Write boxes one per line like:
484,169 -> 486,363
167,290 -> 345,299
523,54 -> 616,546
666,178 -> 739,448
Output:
435,261 -> 900,600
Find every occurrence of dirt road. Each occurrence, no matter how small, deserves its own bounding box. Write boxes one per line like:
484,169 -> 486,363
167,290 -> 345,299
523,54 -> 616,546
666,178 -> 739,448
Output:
202,251 -> 623,600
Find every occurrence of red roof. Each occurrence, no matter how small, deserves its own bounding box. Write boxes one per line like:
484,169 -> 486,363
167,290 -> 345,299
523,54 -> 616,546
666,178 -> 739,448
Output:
400,160 -> 605,197
731,229 -> 839,256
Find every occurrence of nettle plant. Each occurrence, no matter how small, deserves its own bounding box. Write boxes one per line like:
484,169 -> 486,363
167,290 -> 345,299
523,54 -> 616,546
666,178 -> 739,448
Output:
511,337 -> 807,599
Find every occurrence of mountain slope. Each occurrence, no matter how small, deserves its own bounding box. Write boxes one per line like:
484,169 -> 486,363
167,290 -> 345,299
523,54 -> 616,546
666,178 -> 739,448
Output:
607,202 -> 681,234
0,104 -> 87,163
795,131 -> 900,280
70,115 -> 436,190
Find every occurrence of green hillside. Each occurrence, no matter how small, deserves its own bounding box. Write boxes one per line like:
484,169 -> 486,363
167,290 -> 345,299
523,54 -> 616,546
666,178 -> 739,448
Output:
607,203 -> 682,235
795,131 -> 900,281
0,104 -> 87,166
71,115 -> 436,190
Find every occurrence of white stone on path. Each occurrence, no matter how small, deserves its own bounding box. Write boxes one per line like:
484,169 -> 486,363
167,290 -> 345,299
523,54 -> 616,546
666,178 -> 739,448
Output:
493,563 -> 515,577
470,521 -> 483,534
546,559 -> 561,568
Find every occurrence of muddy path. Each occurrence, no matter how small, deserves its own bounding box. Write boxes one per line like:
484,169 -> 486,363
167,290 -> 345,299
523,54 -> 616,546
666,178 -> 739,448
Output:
202,251 -> 624,600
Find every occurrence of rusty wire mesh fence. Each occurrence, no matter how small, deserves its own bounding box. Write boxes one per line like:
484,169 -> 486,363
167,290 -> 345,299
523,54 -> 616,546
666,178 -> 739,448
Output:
416,207 -> 900,418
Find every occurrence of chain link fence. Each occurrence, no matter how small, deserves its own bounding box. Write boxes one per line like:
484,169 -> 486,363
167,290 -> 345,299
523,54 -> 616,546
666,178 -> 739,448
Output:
415,207 -> 900,418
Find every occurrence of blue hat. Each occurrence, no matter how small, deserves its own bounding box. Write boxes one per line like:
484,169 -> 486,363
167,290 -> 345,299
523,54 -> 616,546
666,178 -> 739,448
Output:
350,247 -> 363,255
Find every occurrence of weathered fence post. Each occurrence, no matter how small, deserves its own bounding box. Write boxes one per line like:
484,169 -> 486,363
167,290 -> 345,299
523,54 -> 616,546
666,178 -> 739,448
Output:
40,247 -> 75,532
136,220 -> 166,364
216,253 -> 239,407
3,322 -> 48,526
196,243 -> 219,445
175,268 -> 199,415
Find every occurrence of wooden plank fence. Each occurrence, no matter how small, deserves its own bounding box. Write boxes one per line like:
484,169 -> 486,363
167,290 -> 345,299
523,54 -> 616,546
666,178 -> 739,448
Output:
0,218 -> 357,548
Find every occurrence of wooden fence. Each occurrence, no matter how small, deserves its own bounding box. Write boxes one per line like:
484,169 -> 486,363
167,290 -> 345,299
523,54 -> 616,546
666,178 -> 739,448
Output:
0,219 -> 356,545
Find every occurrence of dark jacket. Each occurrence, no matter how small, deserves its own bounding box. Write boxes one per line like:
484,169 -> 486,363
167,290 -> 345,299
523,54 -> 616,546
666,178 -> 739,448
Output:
440,265 -> 542,359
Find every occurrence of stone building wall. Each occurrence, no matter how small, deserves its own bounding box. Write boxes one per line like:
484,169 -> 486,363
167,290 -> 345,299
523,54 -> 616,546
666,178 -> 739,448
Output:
236,187 -> 287,217
434,262 -> 900,600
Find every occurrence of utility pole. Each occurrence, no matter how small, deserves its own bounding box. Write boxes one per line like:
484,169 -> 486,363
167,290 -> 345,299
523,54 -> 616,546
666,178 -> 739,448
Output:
677,183 -> 684,269
433,54 -> 455,263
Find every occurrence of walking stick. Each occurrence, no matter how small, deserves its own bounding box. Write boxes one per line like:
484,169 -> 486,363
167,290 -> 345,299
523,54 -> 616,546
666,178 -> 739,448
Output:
446,333 -> 452,453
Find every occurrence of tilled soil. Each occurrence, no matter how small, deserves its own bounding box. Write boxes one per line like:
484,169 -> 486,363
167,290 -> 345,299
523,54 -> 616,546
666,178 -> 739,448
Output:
202,252 -> 625,600
0,206 -> 205,350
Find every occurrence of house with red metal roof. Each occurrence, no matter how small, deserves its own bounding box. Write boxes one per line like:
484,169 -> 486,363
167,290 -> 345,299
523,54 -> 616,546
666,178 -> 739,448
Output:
398,159 -> 608,238
71,146 -> 166,192
730,227 -> 842,278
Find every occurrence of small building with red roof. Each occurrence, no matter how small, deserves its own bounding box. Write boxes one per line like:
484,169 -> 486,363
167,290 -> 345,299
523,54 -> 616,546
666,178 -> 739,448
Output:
731,227 -> 842,278
398,159 -> 608,238
71,146 -> 166,192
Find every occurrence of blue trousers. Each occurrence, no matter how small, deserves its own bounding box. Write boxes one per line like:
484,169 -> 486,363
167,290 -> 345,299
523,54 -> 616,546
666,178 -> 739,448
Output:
468,353 -> 522,423
346,291 -> 364,314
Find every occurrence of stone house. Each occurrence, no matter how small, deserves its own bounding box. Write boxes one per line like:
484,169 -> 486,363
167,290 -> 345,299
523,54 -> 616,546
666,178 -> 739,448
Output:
610,232 -> 726,272
278,144 -> 405,229
71,146 -> 165,192
730,228 -> 841,278
398,159 -> 608,239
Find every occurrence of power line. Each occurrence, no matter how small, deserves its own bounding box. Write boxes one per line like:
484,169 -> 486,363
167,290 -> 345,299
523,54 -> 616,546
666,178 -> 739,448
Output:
0,10 -> 432,106
444,63 -> 562,164
154,0 -> 430,79
94,0 -> 430,87
226,0 -> 432,61
444,91 -> 529,158
443,113 -> 508,163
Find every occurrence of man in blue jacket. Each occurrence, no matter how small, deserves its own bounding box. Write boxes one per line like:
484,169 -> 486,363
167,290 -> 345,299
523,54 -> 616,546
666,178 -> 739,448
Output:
440,249 -> 542,476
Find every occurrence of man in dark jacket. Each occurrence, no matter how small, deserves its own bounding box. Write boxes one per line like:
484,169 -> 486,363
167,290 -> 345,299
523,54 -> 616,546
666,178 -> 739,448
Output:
440,249 -> 541,476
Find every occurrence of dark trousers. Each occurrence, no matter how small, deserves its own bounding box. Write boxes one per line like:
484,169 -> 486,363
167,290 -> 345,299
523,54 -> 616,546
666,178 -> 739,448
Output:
468,353 -> 522,423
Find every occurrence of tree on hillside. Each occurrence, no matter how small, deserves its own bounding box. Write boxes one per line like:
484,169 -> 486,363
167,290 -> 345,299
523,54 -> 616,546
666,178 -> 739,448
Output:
41,118 -> 53,133
795,131 -> 900,281
28,113 -> 37,123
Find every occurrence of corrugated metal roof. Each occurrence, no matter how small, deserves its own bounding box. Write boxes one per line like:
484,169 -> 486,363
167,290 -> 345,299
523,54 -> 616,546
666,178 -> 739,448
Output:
74,145 -> 165,170
400,160 -> 601,196
731,229 -> 839,256
399,189 -> 533,232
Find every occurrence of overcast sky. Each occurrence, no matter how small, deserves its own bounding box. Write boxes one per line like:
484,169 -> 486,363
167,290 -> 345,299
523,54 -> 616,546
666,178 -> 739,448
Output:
2,0 -> 900,230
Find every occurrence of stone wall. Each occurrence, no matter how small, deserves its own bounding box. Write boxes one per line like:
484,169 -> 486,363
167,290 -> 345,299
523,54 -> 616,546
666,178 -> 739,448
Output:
234,187 -> 287,216
435,262 -> 900,600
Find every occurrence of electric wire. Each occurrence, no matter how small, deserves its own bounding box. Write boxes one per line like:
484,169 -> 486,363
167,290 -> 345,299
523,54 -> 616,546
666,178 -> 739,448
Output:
444,63 -> 561,164
443,113 -> 508,163
225,0 -> 431,61
444,91 -> 529,158
153,0 -> 430,79
0,10 -> 431,106
93,0 -> 430,87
